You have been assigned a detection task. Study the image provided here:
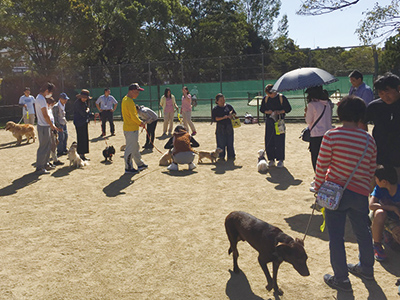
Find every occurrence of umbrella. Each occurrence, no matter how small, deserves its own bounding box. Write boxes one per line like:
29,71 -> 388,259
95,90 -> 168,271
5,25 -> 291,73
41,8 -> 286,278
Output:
272,67 -> 338,92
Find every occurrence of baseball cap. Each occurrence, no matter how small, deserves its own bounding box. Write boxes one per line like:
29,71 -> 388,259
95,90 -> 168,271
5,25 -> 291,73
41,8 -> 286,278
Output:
60,92 -> 69,100
128,83 -> 144,91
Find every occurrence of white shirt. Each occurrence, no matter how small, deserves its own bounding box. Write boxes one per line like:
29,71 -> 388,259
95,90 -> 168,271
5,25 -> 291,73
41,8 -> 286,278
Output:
19,95 -> 36,115
35,94 -> 49,126
96,95 -> 118,110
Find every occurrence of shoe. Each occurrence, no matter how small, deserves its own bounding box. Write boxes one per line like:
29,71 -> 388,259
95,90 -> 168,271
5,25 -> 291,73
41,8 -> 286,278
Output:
323,274 -> 352,292
111,133 -> 116,136
188,162 -> 197,170
277,160 -> 284,168
53,160 -> 64,166
373,243 -> 387,262
125,168 -> 139,175
80,155 -> 90,161
100,133 -> 105,137
36,168 -> 50,175
137,164 -> 148,171
191,131 -> 197,136
46,164 -> 55,170
268,160 -> 275,167
310,187 -> 316,193
167,163 -> 178,171
347,263 -> 374,280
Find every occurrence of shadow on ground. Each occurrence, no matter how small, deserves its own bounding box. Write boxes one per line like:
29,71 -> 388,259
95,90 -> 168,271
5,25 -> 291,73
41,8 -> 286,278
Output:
211,160 -> 242,175
0,172 -> 40,196
226,269 -> 267,300
266,167 -> 302,190
103,174 -> 135,197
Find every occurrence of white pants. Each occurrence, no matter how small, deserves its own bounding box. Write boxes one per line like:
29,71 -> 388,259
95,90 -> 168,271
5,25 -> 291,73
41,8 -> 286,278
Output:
124,131 -> 144,170
182,111 -> 196,133
163,111 -> 174,134
172,151 -> 195,164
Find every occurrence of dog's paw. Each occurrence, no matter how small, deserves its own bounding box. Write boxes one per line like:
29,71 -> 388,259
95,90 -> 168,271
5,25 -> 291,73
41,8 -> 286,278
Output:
266,284 -> 273,291
274,288 -> 283,296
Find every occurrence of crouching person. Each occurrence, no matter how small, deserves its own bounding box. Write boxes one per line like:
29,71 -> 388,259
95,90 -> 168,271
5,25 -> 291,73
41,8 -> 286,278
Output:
164,125 -> 199,170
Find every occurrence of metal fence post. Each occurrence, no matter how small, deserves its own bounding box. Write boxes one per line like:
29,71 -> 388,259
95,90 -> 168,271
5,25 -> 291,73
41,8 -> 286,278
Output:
148,61 -> 152,109
119,64 -> 122,101
219,56 -> 222,93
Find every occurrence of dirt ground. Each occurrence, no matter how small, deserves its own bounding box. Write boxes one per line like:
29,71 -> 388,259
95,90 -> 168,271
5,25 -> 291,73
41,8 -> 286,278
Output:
0,121 -> 399,300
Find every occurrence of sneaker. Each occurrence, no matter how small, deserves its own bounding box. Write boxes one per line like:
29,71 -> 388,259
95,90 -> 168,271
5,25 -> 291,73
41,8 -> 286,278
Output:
347,263 -> 374,280
188,162 -> 197,170
125,168 -> 139,175
36,168 -> 50,175
46,164 -> 55,170
310,187 -> 316,193
111,133 -> 116,136
137,164 -> 148,171
373,243 -> 387,262
277,160 -> 284,168
167,163 -> 178,171
191,131 -> 197,136
100,133 -> 105,137
323,274 -> 352,292
80,155 -> 90,161
53,160 -> 64,166
268,160 -> 275,167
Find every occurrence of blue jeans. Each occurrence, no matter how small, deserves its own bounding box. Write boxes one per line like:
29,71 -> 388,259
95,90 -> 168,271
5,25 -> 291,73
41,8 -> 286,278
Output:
57,124 -> 68,155
216,132 -> 235,159
325,189 -> 374,281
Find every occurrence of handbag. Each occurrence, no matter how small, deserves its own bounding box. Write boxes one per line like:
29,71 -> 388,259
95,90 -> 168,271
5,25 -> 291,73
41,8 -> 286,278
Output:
275,115 -> 285,135
316,135 -> 369,210
231,116 -> 241,128
300,105 -> 326,142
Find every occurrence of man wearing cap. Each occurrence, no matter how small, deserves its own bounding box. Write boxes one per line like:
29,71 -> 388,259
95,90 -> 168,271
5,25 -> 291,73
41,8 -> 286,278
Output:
53,93 -> 69,156
349,70 -> 374,105
95,88 -> 118,137
121,83 -> 148,174
19,87 -> 36,125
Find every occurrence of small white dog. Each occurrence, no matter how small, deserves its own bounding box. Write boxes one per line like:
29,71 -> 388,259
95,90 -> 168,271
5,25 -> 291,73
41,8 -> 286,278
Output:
68,142 -> 87,168
257,149 -> 268,173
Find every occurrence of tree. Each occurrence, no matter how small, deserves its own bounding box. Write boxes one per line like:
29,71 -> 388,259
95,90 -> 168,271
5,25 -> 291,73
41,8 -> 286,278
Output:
380,34 -> 400,75
297,0 -> 400,44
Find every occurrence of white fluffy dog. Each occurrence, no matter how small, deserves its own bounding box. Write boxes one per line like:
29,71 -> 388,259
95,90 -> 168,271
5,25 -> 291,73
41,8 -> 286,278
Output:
257,149 -> 268,173
68,142 -> 87,168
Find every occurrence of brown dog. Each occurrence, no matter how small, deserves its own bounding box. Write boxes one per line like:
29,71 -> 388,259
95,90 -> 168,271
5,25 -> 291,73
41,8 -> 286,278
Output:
225,211 -> 309,296
5,121 -> 35,145
198,148 -> 223,163
159,150 -> 172,166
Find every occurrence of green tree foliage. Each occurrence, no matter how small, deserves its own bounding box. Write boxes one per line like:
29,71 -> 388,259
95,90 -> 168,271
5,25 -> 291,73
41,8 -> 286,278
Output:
380,34 -> 400,75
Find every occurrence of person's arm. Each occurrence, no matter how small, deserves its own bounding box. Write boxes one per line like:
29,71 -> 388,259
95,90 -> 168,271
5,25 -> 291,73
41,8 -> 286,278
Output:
190,136 -> 199,148
370,196 -> 400,218
159,96 -> 165,109
112,103 -> 118,112
215,115 -> 231,122
19,96 -> 27,108
362,88 -> 374,106
41,107 -> 58,131
172,95 -> 179,111
279,95 -> 292,114
314,133 -> 332,190
53,106 -> 60,128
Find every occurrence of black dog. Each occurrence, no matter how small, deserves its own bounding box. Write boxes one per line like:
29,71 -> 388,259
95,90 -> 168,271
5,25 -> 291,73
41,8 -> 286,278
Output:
102,145 -> 115,162
225,211 -> 310,296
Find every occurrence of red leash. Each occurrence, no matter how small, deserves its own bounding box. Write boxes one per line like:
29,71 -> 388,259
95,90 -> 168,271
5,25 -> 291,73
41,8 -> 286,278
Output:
141,127 -> 163,154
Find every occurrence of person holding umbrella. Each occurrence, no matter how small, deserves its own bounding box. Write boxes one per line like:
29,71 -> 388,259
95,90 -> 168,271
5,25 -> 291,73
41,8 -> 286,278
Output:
260,84 -> 291,168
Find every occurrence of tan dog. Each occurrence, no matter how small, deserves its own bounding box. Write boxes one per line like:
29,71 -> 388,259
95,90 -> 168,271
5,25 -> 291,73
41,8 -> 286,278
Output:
67,142 -> 86,168
198,148 -> 223,163
159,150 -> 172,166
5,121 -> 35,145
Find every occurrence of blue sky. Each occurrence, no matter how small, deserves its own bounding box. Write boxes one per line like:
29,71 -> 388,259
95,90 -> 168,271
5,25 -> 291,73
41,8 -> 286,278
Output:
280,0 -> 394,49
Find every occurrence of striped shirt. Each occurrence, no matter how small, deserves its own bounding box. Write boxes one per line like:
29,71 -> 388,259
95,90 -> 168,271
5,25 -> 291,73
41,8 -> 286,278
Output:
314,127 -> 377,196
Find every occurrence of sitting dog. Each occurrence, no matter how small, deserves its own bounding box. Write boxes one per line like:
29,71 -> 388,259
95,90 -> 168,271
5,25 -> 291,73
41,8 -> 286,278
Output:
198,148 -> 223,163
103,145 -> 116,162
257,149 -> 268,173
67,142 -> 86,168
159,149 -> 173,166
5,121 -> 35,145
225,211 -> 309,296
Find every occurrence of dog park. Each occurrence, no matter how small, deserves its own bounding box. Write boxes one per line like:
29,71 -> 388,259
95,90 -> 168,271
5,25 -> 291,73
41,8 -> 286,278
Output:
0,121 -> 399,299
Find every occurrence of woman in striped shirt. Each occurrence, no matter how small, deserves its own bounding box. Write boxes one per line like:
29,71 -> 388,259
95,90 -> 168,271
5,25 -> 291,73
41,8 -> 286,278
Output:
315,95 -> 377,292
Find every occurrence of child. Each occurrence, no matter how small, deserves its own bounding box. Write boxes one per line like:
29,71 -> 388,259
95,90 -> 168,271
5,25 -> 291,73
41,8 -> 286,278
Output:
370,165 -> 400,261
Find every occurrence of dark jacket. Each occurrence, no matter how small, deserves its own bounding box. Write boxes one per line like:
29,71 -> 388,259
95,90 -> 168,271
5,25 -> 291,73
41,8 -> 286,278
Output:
73,99 -> 90,127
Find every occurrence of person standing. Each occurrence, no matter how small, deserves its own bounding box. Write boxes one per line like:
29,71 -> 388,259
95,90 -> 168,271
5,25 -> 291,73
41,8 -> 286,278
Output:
35,82 -> 58,174
19,87 -> 36,125
181,86 -> 196,135
159,88 -> 178,136
121,83 -> 148,174
365,72 -> 400,182
73,89 -> 92,161
349,70 -> 374,106
136,105 -> 158,149
211,93 -> 236,160
53,92 -> 69,156
315,95 -> 377,292
260,84 -> 292,168
96,88 -> 118,137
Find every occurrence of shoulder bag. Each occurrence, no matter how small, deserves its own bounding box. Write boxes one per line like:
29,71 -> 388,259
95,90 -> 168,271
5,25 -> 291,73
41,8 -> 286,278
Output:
300,105 -> 326,142
316,135 -> 369,210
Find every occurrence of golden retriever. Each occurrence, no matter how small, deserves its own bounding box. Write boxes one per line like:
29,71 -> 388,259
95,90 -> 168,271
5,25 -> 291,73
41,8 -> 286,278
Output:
198,148 -> 223,163
159,150 -> 173,166
5,121 -> 35,145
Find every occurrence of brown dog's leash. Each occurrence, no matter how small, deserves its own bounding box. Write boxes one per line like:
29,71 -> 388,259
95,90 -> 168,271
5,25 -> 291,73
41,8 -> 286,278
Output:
303,198 -> 318,242
141,127 -> 163,154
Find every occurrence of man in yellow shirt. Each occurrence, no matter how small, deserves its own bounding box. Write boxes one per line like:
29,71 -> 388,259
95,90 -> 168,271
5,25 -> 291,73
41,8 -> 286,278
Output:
121,83 -> 147,174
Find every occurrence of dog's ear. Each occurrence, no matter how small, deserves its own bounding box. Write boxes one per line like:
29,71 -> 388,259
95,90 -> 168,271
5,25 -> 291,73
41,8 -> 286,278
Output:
276,242 -> 292,258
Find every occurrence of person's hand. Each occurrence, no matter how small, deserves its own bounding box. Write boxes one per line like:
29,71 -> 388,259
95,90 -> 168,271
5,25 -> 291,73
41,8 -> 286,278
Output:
86,108 -> 90,113
24,104 -> 27,108
140,122 -> 145,128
